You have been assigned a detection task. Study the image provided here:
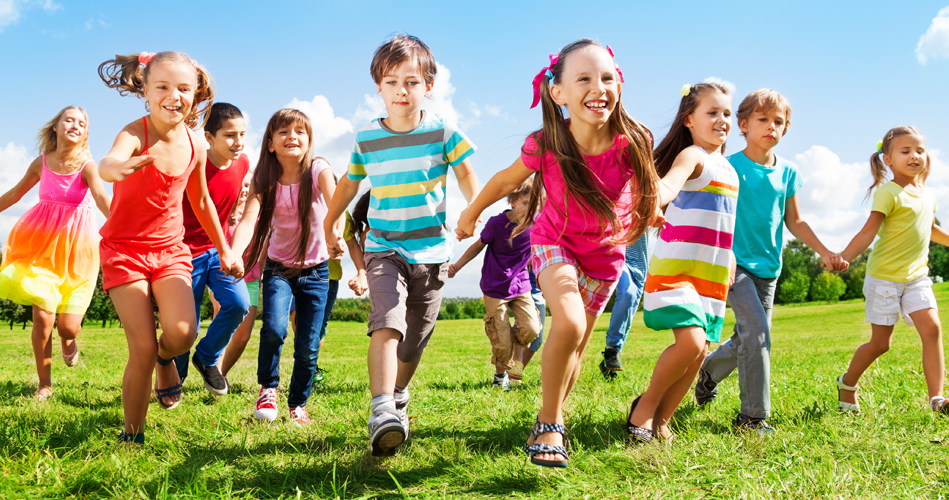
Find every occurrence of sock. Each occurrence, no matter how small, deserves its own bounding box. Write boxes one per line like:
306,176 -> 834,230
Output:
394,384 -> 406,394
371,394 -> 395,416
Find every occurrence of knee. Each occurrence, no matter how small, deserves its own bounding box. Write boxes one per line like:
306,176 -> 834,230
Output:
58,323 -> 81,340
867,339 -> 891,356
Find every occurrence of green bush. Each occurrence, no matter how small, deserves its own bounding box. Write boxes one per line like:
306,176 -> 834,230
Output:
810,272 -> 846,302
778,272 -> 810,304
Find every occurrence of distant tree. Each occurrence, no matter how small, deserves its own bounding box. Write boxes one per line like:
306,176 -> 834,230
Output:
778,272 -> 809,304
840,249 -> 871,300
810,272 -> 847,302
86,271 -> 117,328
445,302 -> 460,320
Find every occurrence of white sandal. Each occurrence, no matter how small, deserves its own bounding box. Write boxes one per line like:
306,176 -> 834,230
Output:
835,373 -> 861,414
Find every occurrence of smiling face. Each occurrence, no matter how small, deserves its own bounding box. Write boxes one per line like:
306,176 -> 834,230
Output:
376,59 -> 433,129
739,105 -> 787,152
884,134 -> 927,182
55,108 -> 87,146
207,117 -> 246,163
267,120 -> 310,163
685,90 -> 732,151
143,60 -> 197,126
550,45 -> 620,128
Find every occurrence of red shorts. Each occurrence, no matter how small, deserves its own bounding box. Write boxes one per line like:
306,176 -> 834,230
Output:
100,239 -> 193,291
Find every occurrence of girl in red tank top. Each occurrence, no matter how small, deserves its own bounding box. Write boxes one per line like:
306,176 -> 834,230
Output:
98,51 -> 243,444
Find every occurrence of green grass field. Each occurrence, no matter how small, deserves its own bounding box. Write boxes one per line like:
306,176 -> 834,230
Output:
3,285 -> 949,499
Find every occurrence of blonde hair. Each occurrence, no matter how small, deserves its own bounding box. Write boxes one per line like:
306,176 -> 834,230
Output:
507,178 -> 533,204
736,89 -> 792,137
36,106 -> 91,171
867,126 -> 929,201
370,34 -> 437,85
98,51 -> 215,129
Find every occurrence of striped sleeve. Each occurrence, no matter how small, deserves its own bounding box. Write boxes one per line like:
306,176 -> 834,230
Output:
347,140 -> 367,181
443,122 -> 476,167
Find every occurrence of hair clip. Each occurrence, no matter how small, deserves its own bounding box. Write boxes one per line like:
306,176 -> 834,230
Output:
191,59 -> 199,70
876,140 -> 883,154
138,52 -> 156,67
680,84 -> 692,97
530,53 -> 560,109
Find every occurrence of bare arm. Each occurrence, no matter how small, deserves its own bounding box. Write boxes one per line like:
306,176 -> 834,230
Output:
99,123 -> 156,182
324,175 -> 361,259
185,148 -> 242,278
840,212 -> 885,263
345,237 -> 368,296
0,157 -> 42,213
784,194 -> 845,272
230,183 -> 261,258
932,221 -> 949,247
456,158 -> 533,240
657,147 -> 704,207
452,158 -> 480,205
449,238 -> 486,278
316,165 -> 342,260
81,160 -> 111,218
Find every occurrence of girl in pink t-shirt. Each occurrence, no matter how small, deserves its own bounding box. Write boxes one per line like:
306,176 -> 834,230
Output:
456,39 -> 659,468
230,109 -> 338,427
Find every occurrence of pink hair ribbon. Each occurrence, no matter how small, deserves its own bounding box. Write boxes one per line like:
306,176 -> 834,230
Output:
138,52 -> 155,67
530,53 -> 559,109
191,59 -> 199,69
606,45 -> 624,84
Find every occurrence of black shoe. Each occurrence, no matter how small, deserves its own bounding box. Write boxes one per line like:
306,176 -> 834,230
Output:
735,413 -> 775,436
694,370 -> 718,406
192,355 -> 228,396
626,395 -> 655,444
599,360 -> 619,381
602,347 -> 623,371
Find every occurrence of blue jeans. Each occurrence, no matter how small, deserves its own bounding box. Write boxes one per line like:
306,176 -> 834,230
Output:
605,234 -> 649,351
526,269 -> 546,352
176,247 -> 250,381
701,265 -> 777,418
258,259 -> 329,408
316,280 -> 339,352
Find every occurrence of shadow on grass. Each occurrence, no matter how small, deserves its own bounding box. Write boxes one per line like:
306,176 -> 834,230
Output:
0,380 -> 34,402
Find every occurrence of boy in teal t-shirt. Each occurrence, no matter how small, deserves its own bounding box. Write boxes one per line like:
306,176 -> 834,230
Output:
696,89 -> 845,434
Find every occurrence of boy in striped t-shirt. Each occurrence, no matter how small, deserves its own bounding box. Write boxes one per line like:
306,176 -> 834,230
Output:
324,34 -> 480,457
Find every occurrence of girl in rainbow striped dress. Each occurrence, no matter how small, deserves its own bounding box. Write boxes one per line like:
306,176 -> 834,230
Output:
626,83 -> 738,442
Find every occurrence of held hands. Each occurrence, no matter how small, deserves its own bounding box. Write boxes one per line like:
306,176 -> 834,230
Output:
448,262 -> 461,278
112,155 -> 156,181
348,271 -> 368,296
325,225 -> 345,260
820,253 -> 850,273
219,247 -> 245,280
455,206 -> 481,241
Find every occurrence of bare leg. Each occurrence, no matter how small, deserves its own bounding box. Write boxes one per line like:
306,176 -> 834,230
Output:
654,342 -> 709,438
395,358 -> 421,389
220,305 -> 256,376
909,309 -> 944,400
109,281 -> 161,434
839,324 -> 895,406
629,326 -> 706,430
518,346 -> 537,368
152,275 -> 199,404
31,306 -> 55,398
368,328 -> 401,397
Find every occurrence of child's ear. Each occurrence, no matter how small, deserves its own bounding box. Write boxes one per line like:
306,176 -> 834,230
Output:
267,139 -> 274,153
738,119 -> 749,135
204,131 -> 214,144
426,79 -> 435,94
376,82 -> 383,95
550,83 -> 564,106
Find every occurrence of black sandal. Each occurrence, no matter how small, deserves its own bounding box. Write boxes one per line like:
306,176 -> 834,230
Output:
155,354 -> 182,410
626,395 -> 655,444
525,421 -> 569,468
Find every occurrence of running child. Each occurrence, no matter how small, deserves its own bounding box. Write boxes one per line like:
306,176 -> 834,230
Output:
0,106 -> 111,400
696,89 -> 845,434
626,82 -> 738,443
449,178 -> 539,390
98,51 -> 241,444
836,126 -> 949,414
324,34 -> 480,457
230,108 -> 337,427
457,39 -> 658,467
175,102 -> 251,396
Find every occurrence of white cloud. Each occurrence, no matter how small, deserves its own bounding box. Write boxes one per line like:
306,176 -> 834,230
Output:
793,145 -> 869,251
917,7 -> 949,64
285,95 -> 355,172
703,76 -> 736,94
0,0 -> 60,31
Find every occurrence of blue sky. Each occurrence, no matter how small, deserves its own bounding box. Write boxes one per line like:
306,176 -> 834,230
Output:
2,0 -> 949,298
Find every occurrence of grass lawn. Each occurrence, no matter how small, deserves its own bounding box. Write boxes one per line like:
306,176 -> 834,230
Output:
2,284 -> 949,498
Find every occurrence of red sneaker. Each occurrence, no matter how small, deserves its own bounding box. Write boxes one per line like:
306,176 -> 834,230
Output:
289,405 -> 310,426
255,387 -> 278,422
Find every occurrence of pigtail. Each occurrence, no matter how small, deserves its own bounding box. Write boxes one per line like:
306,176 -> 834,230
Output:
187,62 -> 216,129
613,112 -> 659,243
98,54 -> 147,98
866,150 -> 889,202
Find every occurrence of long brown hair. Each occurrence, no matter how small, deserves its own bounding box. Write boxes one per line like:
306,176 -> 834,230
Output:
653,82 -> 731,177
515,39 -> 659,244
867,126 -> 929,201
244,109 -> 319,276
36,106 -> 91,171
98,51 -> 215,129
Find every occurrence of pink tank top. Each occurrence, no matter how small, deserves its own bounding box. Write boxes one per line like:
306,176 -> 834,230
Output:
99,117 -> 196,248
40,154 -> 93,208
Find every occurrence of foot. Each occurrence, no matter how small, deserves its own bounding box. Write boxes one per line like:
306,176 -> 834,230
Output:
192,355 -> 228,396
289,405 -> 310,426
602,347 -> 623,371
655,424 -> 674,442
35,386 -> 52,401
599,360 -> 619,381
735,413 -> 775,436
508,361 -> 524,381
255,387 -> 279,422
61,340 -> 79,367
694,370 -> 718,406
526,421 -> 568,466
394,388 -> 410,437
369,404 -> 406,457
626,395 -> 655,443
930,396 -> 949,414
492,373 -> 511,391
836,373 -> 858,408
154,360 -> 181,408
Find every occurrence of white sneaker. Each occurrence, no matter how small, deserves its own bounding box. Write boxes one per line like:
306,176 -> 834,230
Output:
254,387 -> 278,422
493,373 -> 511,391
394,389 -> 410,436
369,402 -> 405,457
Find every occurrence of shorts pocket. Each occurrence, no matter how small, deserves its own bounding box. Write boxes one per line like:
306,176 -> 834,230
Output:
875,286 -> 900,316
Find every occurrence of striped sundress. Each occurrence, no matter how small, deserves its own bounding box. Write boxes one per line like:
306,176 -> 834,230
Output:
643,146 -> 739,342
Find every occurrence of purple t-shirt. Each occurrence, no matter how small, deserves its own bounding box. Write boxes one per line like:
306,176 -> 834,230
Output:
480,210 -> 532,299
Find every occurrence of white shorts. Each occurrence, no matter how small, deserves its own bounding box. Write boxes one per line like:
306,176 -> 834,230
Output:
863,275 -> 937,327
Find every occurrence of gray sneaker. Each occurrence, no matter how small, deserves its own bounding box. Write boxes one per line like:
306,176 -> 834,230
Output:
394,389 -> 410,437
493,373 -> 511,391
369,403 -> 406,457
735,413 -> 775,436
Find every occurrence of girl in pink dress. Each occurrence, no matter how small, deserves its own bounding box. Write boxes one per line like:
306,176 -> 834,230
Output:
0,106 -> 111,400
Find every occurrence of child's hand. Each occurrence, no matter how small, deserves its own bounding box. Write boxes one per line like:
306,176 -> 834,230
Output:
219,248 -> 244,279
113,155 -> 157,181
348,272 -> 368,296
455,206 -> 480,241
324,225 -> 345,260
821,253 -> 849,273
448,263 -> 460,278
